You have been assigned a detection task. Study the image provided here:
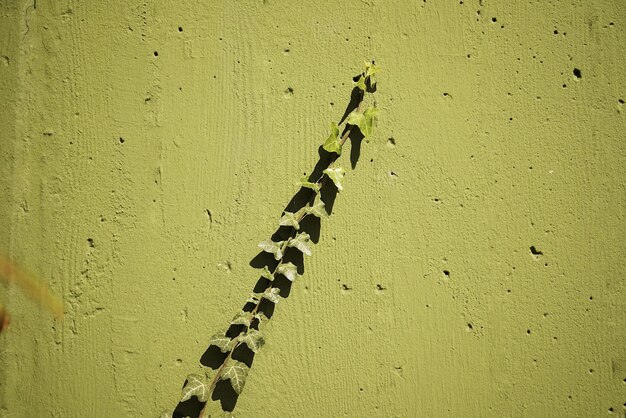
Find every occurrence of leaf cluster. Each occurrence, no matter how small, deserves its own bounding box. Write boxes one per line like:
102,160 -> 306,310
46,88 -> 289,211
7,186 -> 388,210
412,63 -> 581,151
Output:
168,62 -> 380,415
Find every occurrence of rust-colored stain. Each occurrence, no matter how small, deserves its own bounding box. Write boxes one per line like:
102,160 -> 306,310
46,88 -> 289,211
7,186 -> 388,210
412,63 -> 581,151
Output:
0,254 -> 64,333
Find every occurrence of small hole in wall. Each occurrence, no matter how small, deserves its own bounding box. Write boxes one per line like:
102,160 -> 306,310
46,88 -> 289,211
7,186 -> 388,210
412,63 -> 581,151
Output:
608,407 -> 614,413
573,68 -> 582,78
443,270 -> 450,277
526,329 -> 531,335
87,238 -> 94,248
554,30 -> 559,35
589,368 -> 594,374
178,26 -> 183,32
619,99 -> 624,104
491,17 -> 497,22
119,137 -> 125,144
153,51 -> 159,57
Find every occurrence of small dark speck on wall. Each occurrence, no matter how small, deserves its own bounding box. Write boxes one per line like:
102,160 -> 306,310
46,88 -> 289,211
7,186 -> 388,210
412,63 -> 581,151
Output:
530,245 -> 543,257
573,68 -> 582,78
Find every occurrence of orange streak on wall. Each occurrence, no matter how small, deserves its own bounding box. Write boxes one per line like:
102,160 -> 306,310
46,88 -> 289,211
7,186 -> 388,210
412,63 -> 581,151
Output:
0,254 -> 64,320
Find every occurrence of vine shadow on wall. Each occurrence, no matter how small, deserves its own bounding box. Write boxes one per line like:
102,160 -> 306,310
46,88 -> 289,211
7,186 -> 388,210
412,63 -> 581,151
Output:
173,74 -> 372,416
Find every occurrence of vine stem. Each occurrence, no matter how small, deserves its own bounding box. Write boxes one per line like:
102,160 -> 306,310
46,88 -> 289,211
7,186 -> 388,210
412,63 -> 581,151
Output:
198,82 -> 367,418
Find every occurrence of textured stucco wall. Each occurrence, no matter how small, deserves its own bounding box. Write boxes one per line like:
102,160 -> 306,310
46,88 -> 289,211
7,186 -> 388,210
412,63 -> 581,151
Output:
1,1 -> 625,417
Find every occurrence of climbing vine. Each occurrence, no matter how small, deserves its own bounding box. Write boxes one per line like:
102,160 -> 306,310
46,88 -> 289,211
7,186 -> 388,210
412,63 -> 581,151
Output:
162,62 -> 380,417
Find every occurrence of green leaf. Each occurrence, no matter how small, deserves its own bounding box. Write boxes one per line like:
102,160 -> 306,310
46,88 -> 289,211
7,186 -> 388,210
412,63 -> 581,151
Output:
322,122 -> 342,155
346,109 -> 365,132
276,262 -> 298,282
260,266 -> 274,281
355,75 -> 367,91
208,331 -> 235,353
247,293 -> 261,304
306,199 -> 329,218
362,105 -> 379,137
364,61 -> 381,81
287,232 -> 312,256
262,287 -> 281,303
239,329 -> 265,353
346,105 -> 378,138
254,311 -> 269,322
296,176 -> 321,193
258,240 -> 284,261
221,360 -> 249,395
181,373 -> 209,402
323,167 -> 346,191
231,311 -> 252,327
279,211 -> 300,230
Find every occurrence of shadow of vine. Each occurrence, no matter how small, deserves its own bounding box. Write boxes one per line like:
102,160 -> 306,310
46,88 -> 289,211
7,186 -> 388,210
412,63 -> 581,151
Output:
173,74 -> 369,417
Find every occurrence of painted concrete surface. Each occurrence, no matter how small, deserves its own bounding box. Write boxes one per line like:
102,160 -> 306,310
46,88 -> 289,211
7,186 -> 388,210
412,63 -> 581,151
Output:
1,1 -> 625,417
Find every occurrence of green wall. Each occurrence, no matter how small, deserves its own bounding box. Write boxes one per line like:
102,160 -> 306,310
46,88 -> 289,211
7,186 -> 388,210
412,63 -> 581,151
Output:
1,1 -> 625,416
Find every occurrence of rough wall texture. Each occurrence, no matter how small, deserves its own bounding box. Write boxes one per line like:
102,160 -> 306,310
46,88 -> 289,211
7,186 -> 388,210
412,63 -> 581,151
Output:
1,1 -> 625,417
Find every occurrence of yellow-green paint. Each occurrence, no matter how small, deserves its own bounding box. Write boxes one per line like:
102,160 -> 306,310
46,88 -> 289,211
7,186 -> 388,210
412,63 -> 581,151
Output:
1,1 -> 625,417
